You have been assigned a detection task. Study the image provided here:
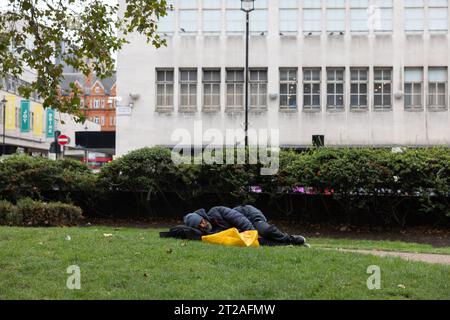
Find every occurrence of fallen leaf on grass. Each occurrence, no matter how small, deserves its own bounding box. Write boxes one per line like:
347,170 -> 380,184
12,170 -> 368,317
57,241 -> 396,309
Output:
103,233 -> 113,238
397,284 -> 406,289
65,235 -> 71,241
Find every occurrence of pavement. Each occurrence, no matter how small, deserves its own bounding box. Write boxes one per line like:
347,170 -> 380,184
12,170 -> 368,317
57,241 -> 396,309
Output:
326,248 -> 450,265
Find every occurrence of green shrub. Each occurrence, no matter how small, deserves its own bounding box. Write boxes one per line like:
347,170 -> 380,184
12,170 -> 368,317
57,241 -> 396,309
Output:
0,200 -> 22,226
16,198 -> 83,227
0,155 -> 96,203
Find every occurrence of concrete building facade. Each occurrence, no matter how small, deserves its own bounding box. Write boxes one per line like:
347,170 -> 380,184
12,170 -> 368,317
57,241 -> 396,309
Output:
116,0 -> 450,156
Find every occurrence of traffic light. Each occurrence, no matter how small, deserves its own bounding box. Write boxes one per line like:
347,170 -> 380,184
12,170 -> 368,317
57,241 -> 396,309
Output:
49,141 -> 61,154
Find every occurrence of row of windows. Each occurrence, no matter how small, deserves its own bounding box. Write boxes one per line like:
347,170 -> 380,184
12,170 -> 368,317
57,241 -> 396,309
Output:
0,76 -> 40,102
85,98 -> 116,109
89,116 -> 116,127
159,0 -> 449,34
155,67 -> 448,111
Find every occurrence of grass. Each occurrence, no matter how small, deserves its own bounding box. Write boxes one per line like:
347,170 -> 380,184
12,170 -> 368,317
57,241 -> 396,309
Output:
0,226 -> 449,300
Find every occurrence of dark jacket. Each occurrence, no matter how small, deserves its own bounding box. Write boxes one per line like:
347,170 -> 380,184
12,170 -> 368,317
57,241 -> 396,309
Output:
232,205 -> 267,225
194,206 -> 255,233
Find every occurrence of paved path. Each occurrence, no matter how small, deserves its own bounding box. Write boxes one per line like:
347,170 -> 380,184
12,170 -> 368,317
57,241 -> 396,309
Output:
323,248 -> 450,265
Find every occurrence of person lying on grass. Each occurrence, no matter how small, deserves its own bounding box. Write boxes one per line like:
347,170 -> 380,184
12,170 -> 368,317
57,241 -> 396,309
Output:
183,205 -> 310,247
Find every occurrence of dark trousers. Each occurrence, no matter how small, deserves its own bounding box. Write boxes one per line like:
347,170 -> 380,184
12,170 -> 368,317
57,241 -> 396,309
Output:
254,221 -> 296,244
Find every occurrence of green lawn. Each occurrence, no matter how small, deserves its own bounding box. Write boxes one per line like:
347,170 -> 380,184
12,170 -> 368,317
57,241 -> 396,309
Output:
0,226 -> 449,300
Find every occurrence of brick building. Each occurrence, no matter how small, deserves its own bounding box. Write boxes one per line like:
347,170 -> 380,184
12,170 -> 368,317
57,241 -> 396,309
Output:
60,72 -> 117,132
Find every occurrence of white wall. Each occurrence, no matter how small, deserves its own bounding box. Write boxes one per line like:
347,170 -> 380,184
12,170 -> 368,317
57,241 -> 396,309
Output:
116,0 -> 450,156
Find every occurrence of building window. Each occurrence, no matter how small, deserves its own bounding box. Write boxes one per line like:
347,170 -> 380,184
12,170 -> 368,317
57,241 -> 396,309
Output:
179,69 -> 197,110
101,99 -> 105,108
327,0 -> 346,32
327,68 -> 345,109
350,0 -> 369,32
374,67 -> 392,110
100,116 -> 105,126
429,0 -> 448,32
428,67 -> 447,109
226,0 -> 245,33
110,116 -> 114,126
93,99 -> 100,109
158,0 -> 175,33
404,67 -> 423,109
156,69 -> 174,108
303,68 -> 321,110
372,0 -> 393,32
203,69 -> 221,110
250,69 -> 268,109
279,0 -> 298,33
405,0 -> 424,32
93,116 -> 99,124
350,68 -> 368,109
180,0 -> 198,33
251,0 -> 268,33
280,68 -> 297,109
303,0 -> 322,34
203,0 -> 221,33
226,69 -> 244,110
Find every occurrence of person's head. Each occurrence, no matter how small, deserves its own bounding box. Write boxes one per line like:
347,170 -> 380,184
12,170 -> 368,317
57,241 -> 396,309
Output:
183,213 -> 212,233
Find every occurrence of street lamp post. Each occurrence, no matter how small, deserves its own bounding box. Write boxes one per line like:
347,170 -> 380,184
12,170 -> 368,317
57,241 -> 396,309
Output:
1,96 -> 7,156
241,0 -> 254,149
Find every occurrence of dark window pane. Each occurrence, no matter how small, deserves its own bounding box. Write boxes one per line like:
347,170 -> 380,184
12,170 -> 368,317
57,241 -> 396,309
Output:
327,95 -> 334,105
360,95 -> 367,106
327,84 -> 334,93
304,84 -> 311,94
313,95 -> 320,106
304,95 -> 311,105
360,83 -> 367,93
374,95 -> 382,105
313,84 -> 320,94
289,95 -> 297,107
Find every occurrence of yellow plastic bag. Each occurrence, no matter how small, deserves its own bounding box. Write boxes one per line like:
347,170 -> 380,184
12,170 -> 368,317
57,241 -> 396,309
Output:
202,228 -> 259,247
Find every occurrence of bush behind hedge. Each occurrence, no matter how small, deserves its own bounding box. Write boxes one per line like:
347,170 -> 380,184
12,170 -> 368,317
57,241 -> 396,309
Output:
0,155 -> 98,212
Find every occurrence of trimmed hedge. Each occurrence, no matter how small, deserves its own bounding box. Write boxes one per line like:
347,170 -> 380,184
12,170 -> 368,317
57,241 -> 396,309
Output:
0,200 -> 22,226
0,147 -> 448,226
98,146 -> 450,225
0,199 -> 83,227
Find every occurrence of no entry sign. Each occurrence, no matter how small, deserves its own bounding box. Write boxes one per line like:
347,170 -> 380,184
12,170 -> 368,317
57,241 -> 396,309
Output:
57,134 -> 70,146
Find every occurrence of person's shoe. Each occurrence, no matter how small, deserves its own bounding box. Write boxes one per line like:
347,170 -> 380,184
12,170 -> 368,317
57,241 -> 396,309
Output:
290,235 -> 306,246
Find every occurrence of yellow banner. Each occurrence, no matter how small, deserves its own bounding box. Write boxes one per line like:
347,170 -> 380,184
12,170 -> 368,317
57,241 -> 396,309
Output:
33,103 -> 44,136
5,94 -> 16,130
